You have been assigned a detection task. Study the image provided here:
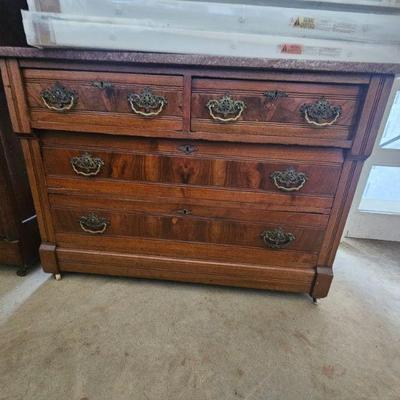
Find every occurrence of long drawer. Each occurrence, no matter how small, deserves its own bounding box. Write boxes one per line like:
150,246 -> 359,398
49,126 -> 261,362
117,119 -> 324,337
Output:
41,132 -> 344,213
23,69 -> 184,134
49,193 -> 326,269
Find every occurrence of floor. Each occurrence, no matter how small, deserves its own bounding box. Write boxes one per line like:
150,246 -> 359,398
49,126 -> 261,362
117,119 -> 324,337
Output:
0,238 -> 399,400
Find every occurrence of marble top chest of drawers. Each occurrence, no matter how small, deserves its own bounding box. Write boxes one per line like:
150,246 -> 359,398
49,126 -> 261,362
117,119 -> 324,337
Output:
0,50 -> 393,300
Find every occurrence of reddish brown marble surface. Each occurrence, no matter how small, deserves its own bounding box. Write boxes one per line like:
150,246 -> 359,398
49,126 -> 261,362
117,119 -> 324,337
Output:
0,46 -> 399,74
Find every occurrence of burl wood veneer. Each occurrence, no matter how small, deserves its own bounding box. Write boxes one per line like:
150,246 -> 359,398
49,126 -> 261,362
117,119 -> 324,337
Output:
0,52 -> 393,299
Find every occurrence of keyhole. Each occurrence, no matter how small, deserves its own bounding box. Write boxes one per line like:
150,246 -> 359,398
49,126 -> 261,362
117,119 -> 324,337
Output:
177,208 -> 192,216
178,144 -> 198,155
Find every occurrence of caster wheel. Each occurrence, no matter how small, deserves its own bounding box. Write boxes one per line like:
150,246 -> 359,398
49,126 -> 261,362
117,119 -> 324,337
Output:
54,273 -> 62,281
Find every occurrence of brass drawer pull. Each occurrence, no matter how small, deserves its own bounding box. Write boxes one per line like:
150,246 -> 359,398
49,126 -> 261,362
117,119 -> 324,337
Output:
270,167 -> 308,192
71,152 -> 104,177
178,144 -> 198,155
41,82 -> 77,112
300,98 -> 342,127
207,94 -> 246,123
264,90 -> 288,101
261,228 -> 295,249
91,80 -> 113,89
79,213 -> 109,234
127,87 -> 167,117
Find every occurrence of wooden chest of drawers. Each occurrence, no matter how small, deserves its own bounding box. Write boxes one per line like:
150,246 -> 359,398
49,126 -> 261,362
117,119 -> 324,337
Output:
0,52 -> 393,299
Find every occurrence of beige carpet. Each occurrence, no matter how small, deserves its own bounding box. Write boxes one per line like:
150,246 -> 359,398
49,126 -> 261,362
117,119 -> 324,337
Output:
0,238 -> 399,400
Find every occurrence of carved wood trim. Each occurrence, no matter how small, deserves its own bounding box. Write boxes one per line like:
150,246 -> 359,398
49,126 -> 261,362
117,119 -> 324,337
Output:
0,59 -> 31,133
39,243 -> 60,273
311,267 -> 333,299
351,75 -> 394,157
20,137 -> 55,242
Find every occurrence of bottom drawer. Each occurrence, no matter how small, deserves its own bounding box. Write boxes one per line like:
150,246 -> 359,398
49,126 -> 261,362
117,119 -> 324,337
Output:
49,193 -> 326,270
53,247 -> 316,294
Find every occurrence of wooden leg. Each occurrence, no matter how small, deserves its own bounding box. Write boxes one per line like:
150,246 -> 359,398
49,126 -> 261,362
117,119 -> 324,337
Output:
311,266 -> 333,299
39,243 -> 60,274
16,265 -> 29,276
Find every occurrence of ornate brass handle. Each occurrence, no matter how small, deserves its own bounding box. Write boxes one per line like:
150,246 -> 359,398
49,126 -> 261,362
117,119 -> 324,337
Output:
41,82 -> 77,112
79,213 -> 109,234
270,167 -> 308,192
70,152 -> 104,177
207,94 -> 246,123
127,87 -> 167,117
300,98 -> 342,127
261,228 -> 295,249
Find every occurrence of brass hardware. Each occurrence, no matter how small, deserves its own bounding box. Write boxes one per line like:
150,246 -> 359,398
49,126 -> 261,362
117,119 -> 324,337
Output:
70,152 -> 104,177
127,87 -> 167,117
261,228 -> 295,249
91,80 -> 113,89
79,213 -> 109,234
178,144 -> 198,155
177,209 -> 192,216
270,167 -> 308,192
264,90 -> 288,101
300,97 -> 342,127
41,82 -> 77,112
207,94 -> 246,123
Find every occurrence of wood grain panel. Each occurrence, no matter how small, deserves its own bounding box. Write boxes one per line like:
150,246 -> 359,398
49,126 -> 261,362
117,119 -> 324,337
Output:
23,69 -> 184,133
41,132 -> 343,212
42,145 -> 342,197
0,240 -> 23,265
56,233 -> 318,270
47,177 -> 334,214
191,78 -> 361,144
0,59 -> 31,133
49,194 -> 325,253
56,248 -> 315,293
49,193 -> 330,227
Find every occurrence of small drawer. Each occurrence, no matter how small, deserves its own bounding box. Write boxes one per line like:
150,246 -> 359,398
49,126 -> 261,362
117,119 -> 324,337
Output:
22,69 -> 184,134
49,193 -> 326,269
41,132 -> 344,213
191,78 -> 362,146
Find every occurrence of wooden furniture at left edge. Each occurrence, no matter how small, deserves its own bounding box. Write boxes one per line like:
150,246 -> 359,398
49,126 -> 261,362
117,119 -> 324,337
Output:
0,50 -> 394,299
0,64 -> 39,275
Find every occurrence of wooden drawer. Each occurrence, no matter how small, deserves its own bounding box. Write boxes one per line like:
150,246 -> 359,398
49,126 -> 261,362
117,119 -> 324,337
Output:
23,69 -> 184,134
55,248 -> 315,294
49,193 -> 325,269
191,78 -> 362,146
41,132 -> 343,214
